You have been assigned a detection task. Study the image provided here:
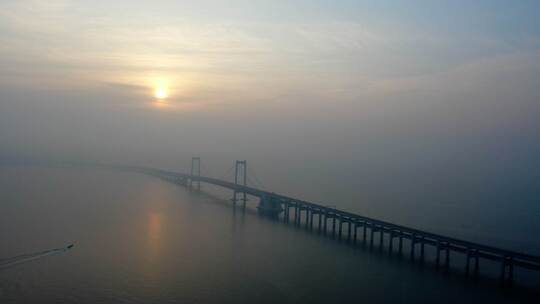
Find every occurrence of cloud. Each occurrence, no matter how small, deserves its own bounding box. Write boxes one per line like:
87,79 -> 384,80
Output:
1,1 -> 539,117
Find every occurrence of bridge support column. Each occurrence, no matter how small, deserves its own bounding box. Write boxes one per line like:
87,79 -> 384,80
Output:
499,256 -> 514,286
190,157 -> 201,191
287,204 -> 291,222
389,231 -> 394,254
305,208 -> 310,229
323,213 -> 328,235
332,216 -> 336,239
410,234 -> 416,261
500,256 -> 506,284
295,204 -> 300,226
420,236 -> 425,264
466,248 -> 471,276
436,241 -> 441,269
347,221 -> 352,243
317,210 -> 323,233
338,218 -> 343,241
363,223 -> 367,244
176,176 -> 188,186
398,232 -> 403,255
283,204 -> 289,223
289,204 -> 294,223
445,243 -> 450,272
309,210 -> 314,230
474,250 -> 480,278
379,228 -> 384,250
508,258 -> 514,286
466,249 -> 480,278
370,225 -> 375,249
353,222 -> 358,245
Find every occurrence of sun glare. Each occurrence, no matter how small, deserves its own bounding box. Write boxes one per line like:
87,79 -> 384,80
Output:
154,87 -> 168,99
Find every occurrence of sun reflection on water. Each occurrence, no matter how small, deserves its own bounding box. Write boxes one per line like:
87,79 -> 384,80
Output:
146,212 -> 162,264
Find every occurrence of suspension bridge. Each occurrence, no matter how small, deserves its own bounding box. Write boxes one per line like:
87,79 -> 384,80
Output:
102,157 -> 540,287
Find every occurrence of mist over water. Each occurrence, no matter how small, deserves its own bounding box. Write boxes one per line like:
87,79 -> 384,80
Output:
0,166 -> 538,303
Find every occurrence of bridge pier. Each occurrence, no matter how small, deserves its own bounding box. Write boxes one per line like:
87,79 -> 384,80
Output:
500,256 -> 506,284
353,222 -> 359,245
323,213 -> 328,235
291,205 -> 295,223
299,206 -> 305,227
317,212 -> 322,231
509,260 -> 514,286
289,203 -> 294,223
379,227 -> 384,250
398,231 -> 403,255
332,216 -> 337,239
347,221 -> 352,243
353,221 -> 363,246
466,248 -> 471,276
338,218 -> 343,241
370,224 -> 375,249
410,234 -> 416,261
500,256 -> 514,286
474,250 -> 480,277
389,230 -> 394,253
363,223 -> 367,244
295,204 -> 301,226
436,240 -> 441,269
289,204 -> 293,223
317,211 -> 322,231
419,236 -> 425,264
305,207 -> 310,229
466,249 -> 481,278
176,176 -> 188,186
445,243 -> 450,272
257,195 -> 284,218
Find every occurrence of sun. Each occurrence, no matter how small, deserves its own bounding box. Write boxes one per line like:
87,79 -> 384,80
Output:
154,87 -> 168,99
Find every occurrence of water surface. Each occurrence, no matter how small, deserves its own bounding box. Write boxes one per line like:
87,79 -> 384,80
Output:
0,166 -> 538,303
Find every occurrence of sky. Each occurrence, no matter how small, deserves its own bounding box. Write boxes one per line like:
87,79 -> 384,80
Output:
1,1 -> 540,224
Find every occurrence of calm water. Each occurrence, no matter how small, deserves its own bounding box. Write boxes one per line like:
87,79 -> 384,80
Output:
0,166 -> 538,303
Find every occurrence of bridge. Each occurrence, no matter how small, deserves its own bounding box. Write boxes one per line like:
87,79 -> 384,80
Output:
100,159 -> 540,287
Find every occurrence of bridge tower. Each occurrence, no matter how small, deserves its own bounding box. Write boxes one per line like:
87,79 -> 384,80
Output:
190,157 -> 201,190
232,160 -> 247,208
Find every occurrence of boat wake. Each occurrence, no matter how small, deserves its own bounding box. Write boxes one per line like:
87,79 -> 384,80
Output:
0,244 -> 74,270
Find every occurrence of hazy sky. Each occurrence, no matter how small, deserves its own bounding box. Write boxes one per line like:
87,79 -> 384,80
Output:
2,0 -> 539,106
1,1 -> 539,217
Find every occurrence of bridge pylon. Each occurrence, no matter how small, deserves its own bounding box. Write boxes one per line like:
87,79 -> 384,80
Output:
190,157 -> 201,190
232,160 -> 247,209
